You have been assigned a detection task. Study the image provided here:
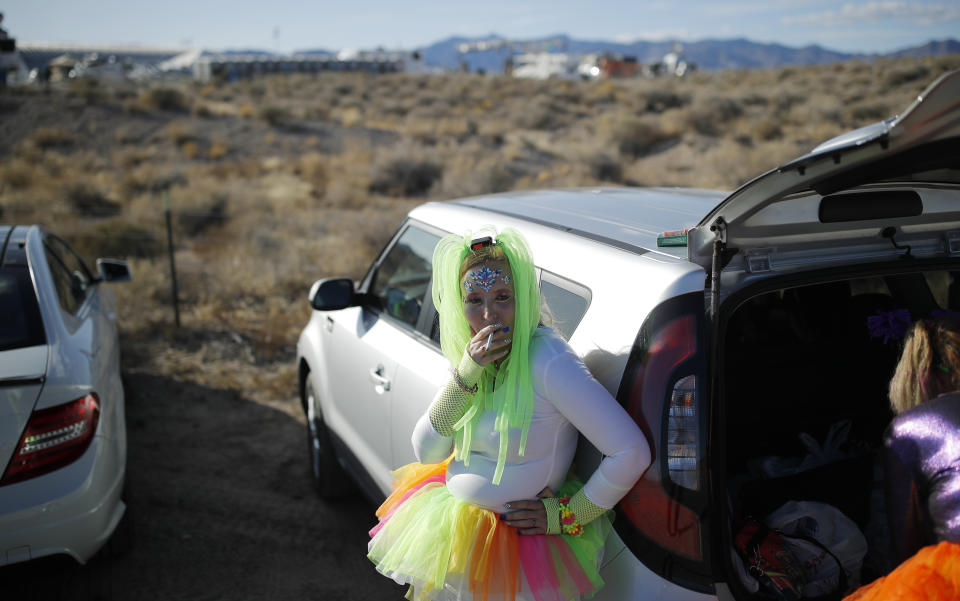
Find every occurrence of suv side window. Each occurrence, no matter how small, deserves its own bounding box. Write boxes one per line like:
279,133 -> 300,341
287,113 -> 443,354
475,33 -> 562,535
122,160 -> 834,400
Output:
540,271 -> 591,340
43,236 -> 93,316
369,225 -> 440,329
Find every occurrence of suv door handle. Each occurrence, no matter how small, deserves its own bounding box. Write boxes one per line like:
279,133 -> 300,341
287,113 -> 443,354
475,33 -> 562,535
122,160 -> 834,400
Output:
325,316 -> 334,332
369,364 -> 391,392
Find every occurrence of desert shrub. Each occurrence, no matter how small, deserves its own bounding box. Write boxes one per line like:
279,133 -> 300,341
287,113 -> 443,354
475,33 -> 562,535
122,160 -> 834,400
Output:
437,159 -> 514,199
121,169 -> 187,196
193,104 -> 213,118
599,113 -> 674,158
66,184 -> 121,217
236,103 -> 255,118
146,87 -> 188,112
511,95 -> 567,131
208,139 -> 229,159
0,96 -> 20,114
849,103 -> 890,123
586,152 -> 623,183
583,80 -> 618,105
259,105 -> 291,126
644,89 -> 688,112
249,83 -> 266,100
774,93 -> 807,116
885,64 -> 931,87
181,141 -> 200,159
0,159 -> 39,189
68,78 -> 105,105
165,121 -> 197,145
753,120 -> 783,141
29,127 -> 76,150
178,196 -> 228,237
369,157 -> 442,197
88,220 -> 162,258
294,152 -> 329,197
686,97 -> 744,136
741,93 -> 769,106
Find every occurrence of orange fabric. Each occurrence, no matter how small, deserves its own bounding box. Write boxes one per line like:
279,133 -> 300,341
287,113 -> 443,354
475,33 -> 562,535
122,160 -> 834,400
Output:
466,511 -> 521,601
376,457 -> 452,519
843,542 -> 960,601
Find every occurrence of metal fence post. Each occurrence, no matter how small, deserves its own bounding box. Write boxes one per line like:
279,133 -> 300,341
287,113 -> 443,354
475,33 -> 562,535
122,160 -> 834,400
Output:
164,190 -> 181,327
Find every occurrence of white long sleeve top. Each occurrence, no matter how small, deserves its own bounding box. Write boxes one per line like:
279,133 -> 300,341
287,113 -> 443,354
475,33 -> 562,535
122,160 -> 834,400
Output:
412,327 -> 651,512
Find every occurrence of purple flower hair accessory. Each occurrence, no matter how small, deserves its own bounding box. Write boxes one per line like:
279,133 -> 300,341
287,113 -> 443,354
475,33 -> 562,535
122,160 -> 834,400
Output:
867,309 -> 912,344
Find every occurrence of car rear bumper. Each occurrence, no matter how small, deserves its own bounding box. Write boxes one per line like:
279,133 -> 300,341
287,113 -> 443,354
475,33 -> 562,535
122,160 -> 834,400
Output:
0,435 -> 125,566
591,529 -> 718,600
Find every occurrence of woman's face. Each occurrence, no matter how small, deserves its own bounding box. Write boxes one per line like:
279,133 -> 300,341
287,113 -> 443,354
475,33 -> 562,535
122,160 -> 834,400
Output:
461,259 -> 516,337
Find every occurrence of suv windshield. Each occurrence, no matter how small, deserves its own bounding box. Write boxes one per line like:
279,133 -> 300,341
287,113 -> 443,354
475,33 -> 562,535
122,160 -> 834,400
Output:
0,267 -> 46,351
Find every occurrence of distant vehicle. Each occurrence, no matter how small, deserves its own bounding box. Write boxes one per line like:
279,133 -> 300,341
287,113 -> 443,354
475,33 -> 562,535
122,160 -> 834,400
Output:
0,225 -> 132,567
297,70 -> 960,599
577,52 -> 642,79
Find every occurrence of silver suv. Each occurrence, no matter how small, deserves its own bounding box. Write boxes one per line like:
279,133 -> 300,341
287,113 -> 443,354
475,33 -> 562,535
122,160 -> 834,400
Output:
297,70 -> 960,599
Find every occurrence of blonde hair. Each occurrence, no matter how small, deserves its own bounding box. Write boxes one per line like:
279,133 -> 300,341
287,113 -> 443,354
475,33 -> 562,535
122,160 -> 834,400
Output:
889,316 -> 960,414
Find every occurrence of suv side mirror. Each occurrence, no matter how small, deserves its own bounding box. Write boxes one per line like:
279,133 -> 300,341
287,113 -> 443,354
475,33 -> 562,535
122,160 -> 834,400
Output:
309,277 -> 356,311
96,258 -> 132,283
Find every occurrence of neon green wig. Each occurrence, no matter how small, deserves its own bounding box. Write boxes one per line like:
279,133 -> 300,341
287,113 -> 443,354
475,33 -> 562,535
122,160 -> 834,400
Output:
431,226 -> 540,485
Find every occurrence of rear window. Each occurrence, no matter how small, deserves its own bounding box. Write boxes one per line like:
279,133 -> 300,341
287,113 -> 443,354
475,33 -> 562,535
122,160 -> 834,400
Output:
0,268 -> 46,351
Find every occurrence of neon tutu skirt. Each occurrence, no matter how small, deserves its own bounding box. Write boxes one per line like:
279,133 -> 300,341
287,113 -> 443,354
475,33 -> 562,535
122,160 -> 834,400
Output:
367,458 -> 611,601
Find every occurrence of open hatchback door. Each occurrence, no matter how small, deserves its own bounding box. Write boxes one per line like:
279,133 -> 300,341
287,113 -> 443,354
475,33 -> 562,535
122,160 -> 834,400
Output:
682,69 -> 960,601
687,69 -> 960,295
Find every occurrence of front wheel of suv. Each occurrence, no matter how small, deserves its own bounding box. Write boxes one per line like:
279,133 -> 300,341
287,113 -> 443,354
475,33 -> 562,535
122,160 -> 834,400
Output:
305,373 -> 351,499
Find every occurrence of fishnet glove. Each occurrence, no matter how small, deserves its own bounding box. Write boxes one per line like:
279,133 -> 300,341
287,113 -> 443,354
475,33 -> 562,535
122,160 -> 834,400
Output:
541,489 -> 610,536
428,354 -> 484,435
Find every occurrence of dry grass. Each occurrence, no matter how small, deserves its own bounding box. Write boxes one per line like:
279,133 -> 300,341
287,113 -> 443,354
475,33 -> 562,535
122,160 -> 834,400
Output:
2,55 -> 958,403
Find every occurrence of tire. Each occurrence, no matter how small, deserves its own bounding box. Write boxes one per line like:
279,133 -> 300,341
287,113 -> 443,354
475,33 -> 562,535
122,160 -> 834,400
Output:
304,373 -> 351,499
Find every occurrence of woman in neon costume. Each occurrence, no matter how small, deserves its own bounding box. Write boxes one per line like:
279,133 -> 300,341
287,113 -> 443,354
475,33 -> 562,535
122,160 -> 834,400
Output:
368,227 -> 650,601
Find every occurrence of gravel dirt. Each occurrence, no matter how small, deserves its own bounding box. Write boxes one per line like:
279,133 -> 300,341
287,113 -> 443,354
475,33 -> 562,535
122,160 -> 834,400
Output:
1,367 -> 406,601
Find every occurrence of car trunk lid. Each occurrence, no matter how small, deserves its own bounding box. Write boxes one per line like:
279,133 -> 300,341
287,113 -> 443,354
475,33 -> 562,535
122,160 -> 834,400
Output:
0,345 -> 48,475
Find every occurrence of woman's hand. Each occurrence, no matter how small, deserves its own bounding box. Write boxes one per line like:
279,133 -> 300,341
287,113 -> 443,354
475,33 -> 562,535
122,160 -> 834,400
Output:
467,323 -> 512,367
502,487 -> 553,535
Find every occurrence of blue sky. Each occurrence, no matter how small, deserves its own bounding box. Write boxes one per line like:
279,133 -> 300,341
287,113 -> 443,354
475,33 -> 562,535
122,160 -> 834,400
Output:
4,0 -> 957,54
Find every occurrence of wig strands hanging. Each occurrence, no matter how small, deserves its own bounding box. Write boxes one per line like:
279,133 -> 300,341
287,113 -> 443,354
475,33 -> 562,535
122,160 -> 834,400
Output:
431,227 -> 541,484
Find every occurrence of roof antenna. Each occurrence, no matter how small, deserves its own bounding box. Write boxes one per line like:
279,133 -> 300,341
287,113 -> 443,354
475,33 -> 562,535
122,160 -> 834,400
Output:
881,226 -> 912,258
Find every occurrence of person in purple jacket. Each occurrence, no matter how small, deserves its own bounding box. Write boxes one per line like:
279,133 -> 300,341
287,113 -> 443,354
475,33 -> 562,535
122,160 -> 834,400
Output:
884,314 -> 960,563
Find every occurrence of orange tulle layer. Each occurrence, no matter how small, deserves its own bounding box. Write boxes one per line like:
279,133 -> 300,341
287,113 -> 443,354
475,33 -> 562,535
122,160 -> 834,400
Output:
843,541 -> 960,601
368,457 -> 609,601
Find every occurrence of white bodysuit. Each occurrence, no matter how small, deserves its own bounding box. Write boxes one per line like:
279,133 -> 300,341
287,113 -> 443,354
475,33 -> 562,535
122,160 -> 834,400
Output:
411,328 -> 650,513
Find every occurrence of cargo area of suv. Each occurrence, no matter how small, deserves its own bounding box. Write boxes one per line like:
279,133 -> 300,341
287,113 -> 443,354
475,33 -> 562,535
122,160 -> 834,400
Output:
720,266 -> 958,595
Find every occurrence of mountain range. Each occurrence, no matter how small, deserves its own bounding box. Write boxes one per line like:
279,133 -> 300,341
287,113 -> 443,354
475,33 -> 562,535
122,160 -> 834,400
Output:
307,35 -> 960,73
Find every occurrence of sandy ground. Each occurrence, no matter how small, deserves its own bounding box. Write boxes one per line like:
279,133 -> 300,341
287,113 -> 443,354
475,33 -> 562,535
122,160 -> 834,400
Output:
1,367 -> 406,601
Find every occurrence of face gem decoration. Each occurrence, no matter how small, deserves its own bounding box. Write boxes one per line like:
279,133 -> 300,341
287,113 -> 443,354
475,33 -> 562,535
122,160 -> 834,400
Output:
466,265 -> 503,293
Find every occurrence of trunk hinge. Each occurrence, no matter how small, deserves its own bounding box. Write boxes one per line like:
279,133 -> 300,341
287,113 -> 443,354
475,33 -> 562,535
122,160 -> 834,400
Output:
709,217 -> 728,320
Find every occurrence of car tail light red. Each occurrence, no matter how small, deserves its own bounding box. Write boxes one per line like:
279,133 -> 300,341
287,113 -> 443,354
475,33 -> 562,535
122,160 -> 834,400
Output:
620,315 -> 701,559
0,393 -> 100,487
614,295 -> 713,590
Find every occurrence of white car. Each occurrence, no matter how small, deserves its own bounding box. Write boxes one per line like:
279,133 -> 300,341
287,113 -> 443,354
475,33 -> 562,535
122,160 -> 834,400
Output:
297,70 -> 960,599
0,225 -> 131,567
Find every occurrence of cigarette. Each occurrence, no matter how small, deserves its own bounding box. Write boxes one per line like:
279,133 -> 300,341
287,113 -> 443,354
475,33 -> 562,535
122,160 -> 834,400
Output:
485,331 -> 495,351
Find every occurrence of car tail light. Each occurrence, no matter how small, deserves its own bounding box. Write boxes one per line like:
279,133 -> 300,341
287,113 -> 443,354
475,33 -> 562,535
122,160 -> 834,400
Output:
619,314 -> 701,559
615,295 -> 715,595
0,393 -> 100,487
